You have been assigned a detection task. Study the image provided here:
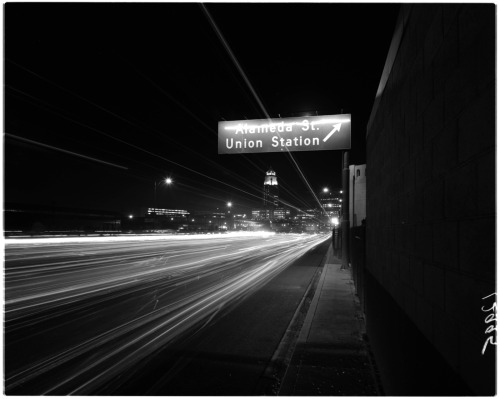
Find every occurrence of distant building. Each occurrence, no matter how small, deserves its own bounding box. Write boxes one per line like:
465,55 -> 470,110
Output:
296,208 -> 320,221
232,213 -> 264,231
319,188 -> 342,219
292,208 -> 323,233
253,167 -> 289,222
252,209 -> 273,220
349,164 -> 366,227
145,208 -> 189,219
178,210 -> 226,232
128,207 -> 190,231
263,167 -> 279,208
273,207 -> 290,219
252,207 -> 290,220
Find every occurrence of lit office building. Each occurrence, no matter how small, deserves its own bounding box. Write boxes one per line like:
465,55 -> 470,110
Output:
252,209 -> 271,220
177,210 -> 226,233
292,208 -> 323,233
273,207 -> 291,219
319,188 -> 342,218
146,208 -> 189,219
297,209 -> 322,221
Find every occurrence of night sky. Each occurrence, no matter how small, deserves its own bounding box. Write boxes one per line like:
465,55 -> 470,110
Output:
5,2 -> 400,215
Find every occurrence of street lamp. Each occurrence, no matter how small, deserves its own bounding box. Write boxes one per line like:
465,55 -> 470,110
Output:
323,187 -> 329,193
154,177 -> 173,214
226,202 -> 233,231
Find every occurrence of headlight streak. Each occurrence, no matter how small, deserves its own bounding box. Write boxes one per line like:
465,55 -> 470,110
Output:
5,233 -> 330,394
6,239 -> 296,317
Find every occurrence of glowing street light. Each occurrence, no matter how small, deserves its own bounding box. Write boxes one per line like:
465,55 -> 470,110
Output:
323,187 -> 329,193
331,217 -> 340,226
226,202 -> 233,231
154,177 -> 174,215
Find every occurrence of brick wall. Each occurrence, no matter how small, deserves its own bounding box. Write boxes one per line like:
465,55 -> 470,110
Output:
366,4 -> 495,394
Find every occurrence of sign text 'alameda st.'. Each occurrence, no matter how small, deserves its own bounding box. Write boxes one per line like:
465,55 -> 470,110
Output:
218,114 -> 351,154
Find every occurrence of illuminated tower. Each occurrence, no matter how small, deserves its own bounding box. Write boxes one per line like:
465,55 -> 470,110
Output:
263,167 -> 279,208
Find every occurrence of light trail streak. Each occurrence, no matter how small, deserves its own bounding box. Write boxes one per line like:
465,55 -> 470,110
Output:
5,231 -> 275,245
201,4 -> 329,213
7,61 -> 267,207
5,233 -> 330,394
5,133 -> 129,170
7,56 -> 315,213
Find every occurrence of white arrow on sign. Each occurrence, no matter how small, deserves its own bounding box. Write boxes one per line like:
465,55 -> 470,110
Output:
323,123 -> 342,142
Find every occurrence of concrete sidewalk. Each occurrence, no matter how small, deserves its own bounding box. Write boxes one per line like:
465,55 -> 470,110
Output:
279,245 -> 383,396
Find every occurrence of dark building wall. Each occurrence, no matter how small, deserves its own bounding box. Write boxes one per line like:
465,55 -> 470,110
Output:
365,4 -> 495,395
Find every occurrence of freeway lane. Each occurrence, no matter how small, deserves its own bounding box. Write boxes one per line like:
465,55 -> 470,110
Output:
111,237 -> 332,396
5,232 -> 330,395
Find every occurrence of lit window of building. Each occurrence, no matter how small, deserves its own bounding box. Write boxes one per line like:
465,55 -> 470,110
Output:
147,208 -> 189,217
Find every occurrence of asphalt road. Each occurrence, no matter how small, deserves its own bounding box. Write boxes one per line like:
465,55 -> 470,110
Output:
5,232 -> 331,395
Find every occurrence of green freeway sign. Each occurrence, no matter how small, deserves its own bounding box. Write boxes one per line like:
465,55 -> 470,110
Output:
218,114 -> 351,154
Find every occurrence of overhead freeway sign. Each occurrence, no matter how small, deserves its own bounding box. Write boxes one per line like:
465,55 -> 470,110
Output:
218,114 -> 351,154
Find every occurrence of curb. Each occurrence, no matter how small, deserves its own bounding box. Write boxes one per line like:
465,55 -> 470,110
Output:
255,242 -> 331,395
